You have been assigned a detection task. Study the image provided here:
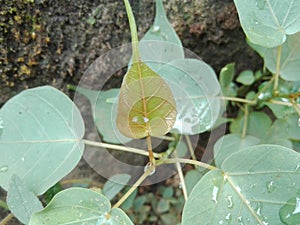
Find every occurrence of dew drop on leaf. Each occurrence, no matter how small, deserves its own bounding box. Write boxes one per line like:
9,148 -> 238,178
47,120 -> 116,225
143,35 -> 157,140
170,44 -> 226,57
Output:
226,195 -> 233,208
266,180 -> 276,193
255,0 -> 266,10
298,117 -> 300,127
144,162 -> 156,176
152,25 -> 160,33
212,186 -> 219,204
0,165 -> 8,173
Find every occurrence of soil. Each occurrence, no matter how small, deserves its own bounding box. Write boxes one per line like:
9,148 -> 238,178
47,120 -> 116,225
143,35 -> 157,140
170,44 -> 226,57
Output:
0,0 -> 262,224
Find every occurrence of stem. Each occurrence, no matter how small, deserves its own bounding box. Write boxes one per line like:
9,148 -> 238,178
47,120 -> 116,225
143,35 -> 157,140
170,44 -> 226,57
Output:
290,98 -> 300,117
160,158 -> 218,171
241,104 -> 249,138
113,165 -> 154,208
146,136 -> 155,165
0,214 -> 13,225
173,150 -> 188,201
83,139 -> 162,158
185,135 -> 197,162
124,0 -> 140,61
268,99 -> 300,108
273,45 -> 282,95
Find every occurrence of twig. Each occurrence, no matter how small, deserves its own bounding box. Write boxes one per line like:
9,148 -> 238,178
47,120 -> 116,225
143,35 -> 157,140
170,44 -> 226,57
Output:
185,135 -> 197,162
83,139 -> 162,158
0,213 -> 14,225
160,158 -> 217,171
273,45 -> 282,95
173,150 -> 188,201
241,104 -> 249,138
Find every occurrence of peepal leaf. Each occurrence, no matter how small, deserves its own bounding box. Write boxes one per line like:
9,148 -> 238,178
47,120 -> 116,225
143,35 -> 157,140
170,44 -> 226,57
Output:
139,0 -> 184,72
29,188 -> 133,225
7,175 -> 43,224
157,58 -> 222,135
182,145 -> 300,224
0,86 -> 85,195
117,0 -> 177,139
234,0 -> 300,47
264,32 -> 300,81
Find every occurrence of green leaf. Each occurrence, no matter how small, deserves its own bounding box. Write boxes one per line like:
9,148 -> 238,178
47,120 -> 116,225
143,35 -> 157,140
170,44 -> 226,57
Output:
43,182 -> 63,204
29,187 -> 133,225
139,0 -> 184,72
73,86 -> 131,144
279,193 -> 300,224
7,175 -> 43,224
182,145 -> 300,224
184,169 -> 206,195
219,63 -> 237,98
234,0 -> 300,47
264,32 -> 300,81
0,86 -> 85,195
117,61 -> 177,139
117,0 -> 177,139
103,174 -> 131,200
156,199 -> 170,213
157,58 -> 222,135
236,70 -> 255,85
214,134 -> 260,167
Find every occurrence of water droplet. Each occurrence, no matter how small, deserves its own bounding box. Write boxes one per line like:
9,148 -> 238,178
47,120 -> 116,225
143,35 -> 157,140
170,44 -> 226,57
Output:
131,116 -> 149,124
21,157 -> 25,162
226,213 -> 232,223
226,195 -> 233,208
152,25 -> 160,33
144,162 -> 155,176
292,197 -> 300,215
295,164 -> 300,172
256,0 -> 266,9
238,216 -> 244,225
298,118 -> 300,127
255,202 -> 263,216
0,165 -> 8,173
218,220 -> 223,224
0,118 -> 3,136
266,180 -> 276,193
212,186 -> 219,204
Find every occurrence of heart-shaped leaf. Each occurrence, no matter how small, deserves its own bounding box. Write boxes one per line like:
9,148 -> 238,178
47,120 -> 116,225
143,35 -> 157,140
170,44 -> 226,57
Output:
117,0 -> 176,139
7,175 -> 43,224
139,0 -> 184,72
0,86 -> 85,195
29,188 -> 133,225
234,0 -> 300,47
182,145 -> 300,224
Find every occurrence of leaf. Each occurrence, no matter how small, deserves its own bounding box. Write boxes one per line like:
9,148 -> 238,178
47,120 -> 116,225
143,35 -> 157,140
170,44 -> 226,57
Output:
117,60 -> 177,139
230,111 -> 272,138
139,0 -> 184,72
214,134 -> 260,167
157,58 -> 223,135
182,145 -> 300,224
7,175 -> 43,224
0,117 -> 3,137
264,32 -> 300,81
103,174 -> 131,200
219,63 -> 237,98
0,86 -> 85,195
184,169 -> 207,195
73,86 -> 131,144
29,188 -> 133,225
279,193 -> 300,224
234,0 -> 300,47
236,70 -> 255,85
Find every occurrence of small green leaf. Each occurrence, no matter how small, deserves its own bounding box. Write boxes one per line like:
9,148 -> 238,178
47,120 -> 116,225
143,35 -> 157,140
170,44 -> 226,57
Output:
219,63 -> 237,97
236,70 -> 255,85
234,0 -> 300,47
139,0 -> 184,72
157,58 -> 222,135
29,188 -> 133,225
7,175 -> 43,224
264,32 -> 300,81
214,134 -> 260,167
156,199 -> 170,213
182,145 -> 300,224
103,174 -> 131,200
0,86 -> 85,195
43,183 -> 63,204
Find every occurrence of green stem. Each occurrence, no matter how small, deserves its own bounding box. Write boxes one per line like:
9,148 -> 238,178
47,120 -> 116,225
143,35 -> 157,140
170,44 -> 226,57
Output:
83,139 -> 162,158
241,104 -> 249,138
173,150 -> 188,201
124,0 -> 140,61
113,164 -> 154,208
160,158 -> 218,171
273,45 -> 282,95
0,213 -> 13,225
185,135 -> 197,162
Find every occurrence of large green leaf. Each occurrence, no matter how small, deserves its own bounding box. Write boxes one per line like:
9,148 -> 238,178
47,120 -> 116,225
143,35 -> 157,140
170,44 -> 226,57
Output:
157,58 -> 222,135
29,188 -> 133,225
182,145 -> 300,224
7,175 -> 43,224
0,86 -> 85,195
214,134 -> 260,167
264,32 -> 300,81
73,86 -> 131,144
234,0 -> 300,47
139,0 -> 184,72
